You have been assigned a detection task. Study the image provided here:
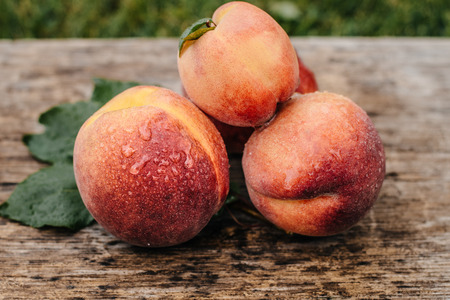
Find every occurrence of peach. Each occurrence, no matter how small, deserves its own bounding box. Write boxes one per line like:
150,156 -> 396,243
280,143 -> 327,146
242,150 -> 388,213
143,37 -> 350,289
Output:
295,51 -> 319,94
242,92 -> 385,236
73,86 -> 229,247
177,1 -> 299,127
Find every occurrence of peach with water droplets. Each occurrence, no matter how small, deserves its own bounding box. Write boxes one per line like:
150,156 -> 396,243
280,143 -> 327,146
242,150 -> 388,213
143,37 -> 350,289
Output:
242,92 -> 385,236
73,86 -> 229,247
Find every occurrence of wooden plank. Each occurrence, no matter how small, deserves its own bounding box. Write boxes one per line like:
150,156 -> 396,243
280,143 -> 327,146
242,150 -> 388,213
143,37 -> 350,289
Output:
0,38 -> 449,298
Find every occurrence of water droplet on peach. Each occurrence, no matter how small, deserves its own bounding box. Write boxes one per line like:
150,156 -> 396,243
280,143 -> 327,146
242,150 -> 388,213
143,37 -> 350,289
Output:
171,166 -> 179,176
121,144 -> 136,157
184,154 -> 194,169
130,165 -> 140,175
169,152 -> 181,163
139,122 -> 152,141
130,154 -> 151,175
159,159 -> 170,167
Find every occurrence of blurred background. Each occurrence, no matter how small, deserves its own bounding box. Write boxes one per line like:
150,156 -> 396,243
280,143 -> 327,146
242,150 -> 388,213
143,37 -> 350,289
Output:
1,0 -> 449,38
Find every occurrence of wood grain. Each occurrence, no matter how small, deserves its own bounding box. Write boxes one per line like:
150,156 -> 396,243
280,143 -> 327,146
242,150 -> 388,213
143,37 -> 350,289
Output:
0,38 -> 449,299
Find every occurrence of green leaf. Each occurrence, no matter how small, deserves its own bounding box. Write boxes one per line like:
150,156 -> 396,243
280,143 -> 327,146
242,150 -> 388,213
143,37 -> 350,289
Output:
1,78 -> 144,231
90,77 -> 140,105
0,163 -> 94,230
184,27 -> 215,42
23,101 -> 101,164
178,17 -> 216,56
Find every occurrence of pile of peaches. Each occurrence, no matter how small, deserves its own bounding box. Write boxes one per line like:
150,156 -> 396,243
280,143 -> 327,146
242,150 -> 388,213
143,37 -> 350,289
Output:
74,2 -> 385,247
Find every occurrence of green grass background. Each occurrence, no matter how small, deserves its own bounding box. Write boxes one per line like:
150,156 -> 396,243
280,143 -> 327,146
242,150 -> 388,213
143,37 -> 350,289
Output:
1,0 -> 449,38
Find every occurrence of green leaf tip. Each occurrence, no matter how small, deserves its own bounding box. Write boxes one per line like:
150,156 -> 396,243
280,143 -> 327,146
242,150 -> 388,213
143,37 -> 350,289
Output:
0,163 -> 94,230
178,18 -> 216,57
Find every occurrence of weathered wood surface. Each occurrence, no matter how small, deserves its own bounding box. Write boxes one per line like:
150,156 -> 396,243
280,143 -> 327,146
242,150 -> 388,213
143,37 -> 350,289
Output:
0,38 -> 449,299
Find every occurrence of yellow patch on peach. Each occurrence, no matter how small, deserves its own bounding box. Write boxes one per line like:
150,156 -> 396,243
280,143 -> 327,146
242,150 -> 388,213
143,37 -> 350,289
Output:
212,2 -> 238,23
84,86 -> 158,127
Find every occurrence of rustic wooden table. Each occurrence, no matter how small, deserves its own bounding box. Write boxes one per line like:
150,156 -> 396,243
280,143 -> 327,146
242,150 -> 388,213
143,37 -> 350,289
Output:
0,38 -> 449,299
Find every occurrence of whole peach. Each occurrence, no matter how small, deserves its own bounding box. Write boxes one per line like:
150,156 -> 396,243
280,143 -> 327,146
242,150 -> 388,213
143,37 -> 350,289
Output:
74,86 -> 229,247
177,1 -> 299,127
242,92 -> 385,236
